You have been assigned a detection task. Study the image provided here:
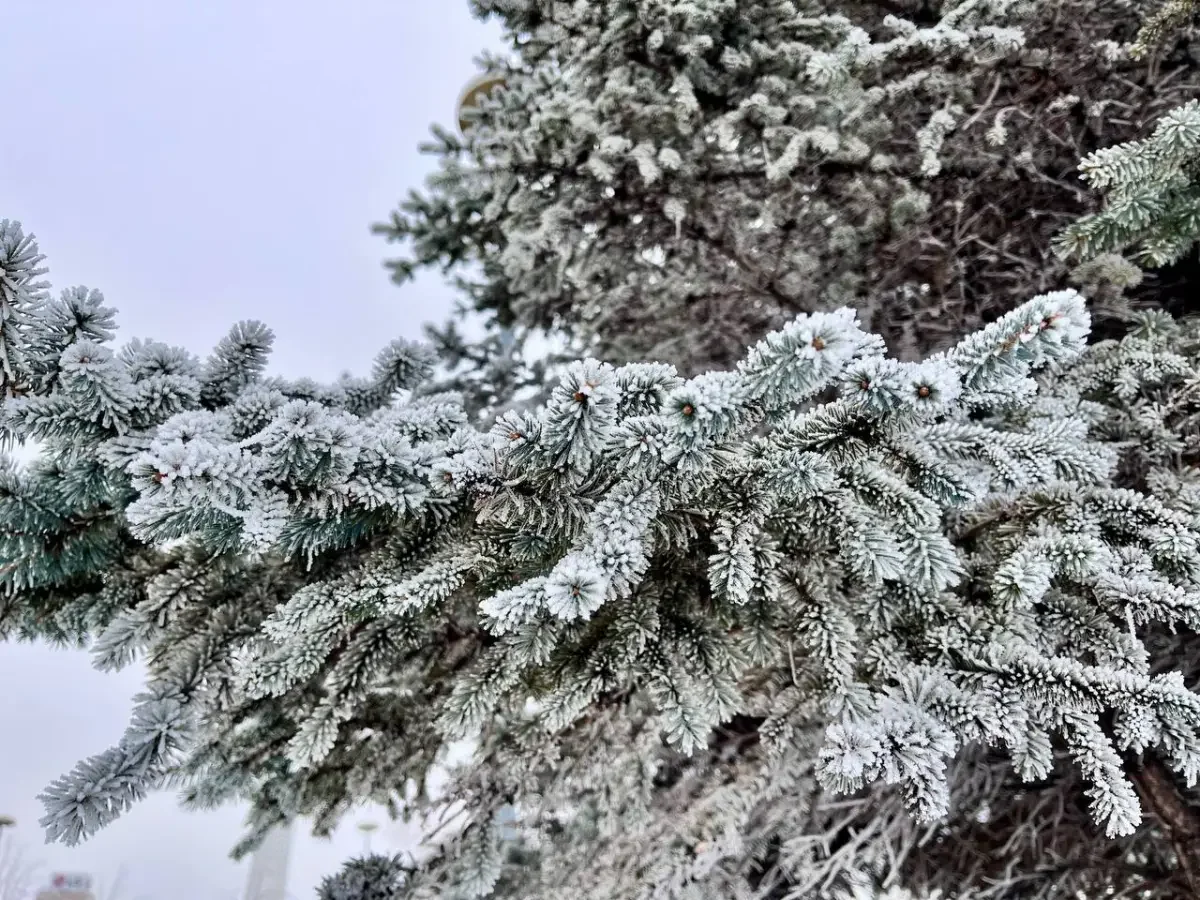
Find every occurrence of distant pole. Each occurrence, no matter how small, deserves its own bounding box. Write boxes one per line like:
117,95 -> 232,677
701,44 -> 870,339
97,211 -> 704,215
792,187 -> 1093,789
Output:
455,73 -> 516,361
455,71 -> 508,137
356,822 -> 378,856
242,822 -> 293,900
0,815 -> 14,856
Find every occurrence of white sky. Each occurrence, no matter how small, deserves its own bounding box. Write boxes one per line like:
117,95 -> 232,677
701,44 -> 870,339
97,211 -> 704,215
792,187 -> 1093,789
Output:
0,3 -> 501,898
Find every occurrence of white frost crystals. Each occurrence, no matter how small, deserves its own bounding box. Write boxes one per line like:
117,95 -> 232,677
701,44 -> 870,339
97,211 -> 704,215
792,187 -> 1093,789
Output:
6,217 -> 1200,899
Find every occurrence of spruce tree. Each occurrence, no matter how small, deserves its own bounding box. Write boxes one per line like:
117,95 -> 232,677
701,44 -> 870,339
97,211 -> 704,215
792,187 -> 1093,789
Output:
317,854 -> 413,900
6,4 -> 1200,899
1058,99 -> 1200,267
4,197 -> 1200,896
378,0 -> 1200,380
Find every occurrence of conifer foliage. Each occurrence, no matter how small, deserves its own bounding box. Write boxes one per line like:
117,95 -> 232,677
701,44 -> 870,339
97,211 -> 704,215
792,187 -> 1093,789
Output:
1058,100 -> 1200,267
0,220 -> 50,398
317,854 -> 412,900
5,212 -> 1200,897
378,0 -> 1200,375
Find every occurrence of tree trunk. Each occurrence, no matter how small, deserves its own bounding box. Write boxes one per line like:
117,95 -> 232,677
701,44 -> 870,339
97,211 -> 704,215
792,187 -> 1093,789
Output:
1132,755 -> 1200,898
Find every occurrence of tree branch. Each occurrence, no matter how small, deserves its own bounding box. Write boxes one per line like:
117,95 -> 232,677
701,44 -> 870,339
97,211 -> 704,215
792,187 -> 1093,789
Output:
1131,755 -> 1200,898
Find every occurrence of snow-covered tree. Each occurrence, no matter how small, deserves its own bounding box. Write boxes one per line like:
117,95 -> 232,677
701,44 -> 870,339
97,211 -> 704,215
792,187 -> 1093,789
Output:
1132,0 -> 1200,58
1058,99 -> 1200,267
317,854 -> 412,900
6,207 -> 1200,899
377,0 -> 1199,379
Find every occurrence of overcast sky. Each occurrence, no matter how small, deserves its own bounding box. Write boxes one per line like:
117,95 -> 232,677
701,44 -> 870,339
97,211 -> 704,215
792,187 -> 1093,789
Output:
0,3 -> 500,898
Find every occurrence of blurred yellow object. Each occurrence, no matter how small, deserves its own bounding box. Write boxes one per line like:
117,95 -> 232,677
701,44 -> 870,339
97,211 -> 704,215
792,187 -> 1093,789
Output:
457,72 -> 508,135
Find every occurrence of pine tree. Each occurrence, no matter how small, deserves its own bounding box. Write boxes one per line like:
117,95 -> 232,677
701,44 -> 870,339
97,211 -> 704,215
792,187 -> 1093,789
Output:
376,0 -> 1200,379
317,854 -> 412,900
6,207 -> 1200,898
